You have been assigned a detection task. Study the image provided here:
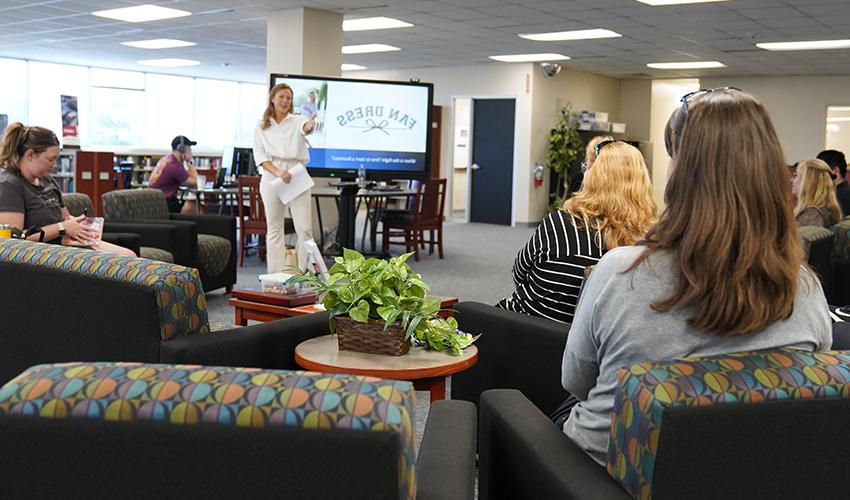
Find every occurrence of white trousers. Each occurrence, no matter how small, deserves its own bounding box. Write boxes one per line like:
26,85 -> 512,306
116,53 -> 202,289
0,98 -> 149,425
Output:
259,173 -> 314,273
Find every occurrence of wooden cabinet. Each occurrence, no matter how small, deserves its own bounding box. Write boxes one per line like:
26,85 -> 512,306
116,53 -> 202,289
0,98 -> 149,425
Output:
74,151 -> 114,216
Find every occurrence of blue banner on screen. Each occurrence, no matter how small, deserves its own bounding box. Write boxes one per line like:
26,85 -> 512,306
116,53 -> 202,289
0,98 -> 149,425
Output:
271,74 -> 432,179
308,148 -> 426,171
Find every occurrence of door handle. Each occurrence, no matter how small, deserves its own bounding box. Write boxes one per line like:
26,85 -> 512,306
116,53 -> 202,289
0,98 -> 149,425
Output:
471,163 -> 481,170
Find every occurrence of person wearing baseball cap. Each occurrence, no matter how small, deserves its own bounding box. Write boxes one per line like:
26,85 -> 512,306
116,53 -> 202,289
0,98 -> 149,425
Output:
150,135 -> 199,213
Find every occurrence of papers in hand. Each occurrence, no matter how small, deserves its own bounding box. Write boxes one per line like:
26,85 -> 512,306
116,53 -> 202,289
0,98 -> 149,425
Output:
270,163 -> 314,204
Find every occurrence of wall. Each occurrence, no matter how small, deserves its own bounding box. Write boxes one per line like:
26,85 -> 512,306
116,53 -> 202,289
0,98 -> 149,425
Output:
649,79 -> 700,210
354,64 -> 533,223
618,79 -> 652,142
700,75 -> 850,163
530,67 -> 622,221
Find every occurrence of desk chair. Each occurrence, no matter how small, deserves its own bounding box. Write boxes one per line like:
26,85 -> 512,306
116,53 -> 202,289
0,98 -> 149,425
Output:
236,176 -> 294,266
381,178 -> 446,261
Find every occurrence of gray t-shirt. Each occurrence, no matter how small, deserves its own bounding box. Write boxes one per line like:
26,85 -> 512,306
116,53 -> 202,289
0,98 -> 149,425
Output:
561,245 -> 832,465
0,169 -> 65,239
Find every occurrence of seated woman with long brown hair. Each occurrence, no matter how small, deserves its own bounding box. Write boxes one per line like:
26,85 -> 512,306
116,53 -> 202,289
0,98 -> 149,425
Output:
793,158 -> 843,227
497,140 -> 656,324
559,89 -> 831,465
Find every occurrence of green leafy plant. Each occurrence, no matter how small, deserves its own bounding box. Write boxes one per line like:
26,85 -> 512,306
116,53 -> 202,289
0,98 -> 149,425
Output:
287,248 -> 475,355
546,102 -> 584,209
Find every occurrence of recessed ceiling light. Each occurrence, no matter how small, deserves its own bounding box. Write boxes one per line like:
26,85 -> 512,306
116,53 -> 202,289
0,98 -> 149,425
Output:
489,53 -> 570,63
756,39 -> 850,51
343,17 -> 413,32
121,38 -> 196,49
92,4 -> 191,23
519,29 -> 622,41
636,0 -> 729,5
341,44 -> 401,54
646,61 -> 725,69
341,64 -> 368,71
137,58 -> 201,67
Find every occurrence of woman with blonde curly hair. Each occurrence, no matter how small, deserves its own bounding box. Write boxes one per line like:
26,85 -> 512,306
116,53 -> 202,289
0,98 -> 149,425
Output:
793,158 -> 843,227
497,140 -> 656,324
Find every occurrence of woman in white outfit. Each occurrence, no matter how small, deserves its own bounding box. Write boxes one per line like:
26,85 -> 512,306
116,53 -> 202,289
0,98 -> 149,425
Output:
253,82 -> 316,272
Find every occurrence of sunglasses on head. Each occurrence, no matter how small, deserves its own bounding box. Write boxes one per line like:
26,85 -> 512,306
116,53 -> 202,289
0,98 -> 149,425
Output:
680,86 -> 742,118
594,140 -> 618,158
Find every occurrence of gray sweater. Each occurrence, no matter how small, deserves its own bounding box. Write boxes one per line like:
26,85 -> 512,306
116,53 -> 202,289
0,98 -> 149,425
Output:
561,246 -> 832,465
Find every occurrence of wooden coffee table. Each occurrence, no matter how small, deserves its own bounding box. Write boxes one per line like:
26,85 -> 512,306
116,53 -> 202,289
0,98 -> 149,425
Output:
230,286 -> 459,326
294,335 -> 478,401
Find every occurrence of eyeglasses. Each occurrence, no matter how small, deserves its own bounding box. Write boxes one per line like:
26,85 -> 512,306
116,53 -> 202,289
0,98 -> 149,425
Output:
680,86 -> 742,118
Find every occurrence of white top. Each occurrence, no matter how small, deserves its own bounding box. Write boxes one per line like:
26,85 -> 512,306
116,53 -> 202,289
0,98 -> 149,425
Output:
252,113 -> 310,174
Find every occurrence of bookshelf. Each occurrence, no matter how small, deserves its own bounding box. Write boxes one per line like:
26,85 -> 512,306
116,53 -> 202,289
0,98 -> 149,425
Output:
113,152 -> 222,188
54,149 -> 78,193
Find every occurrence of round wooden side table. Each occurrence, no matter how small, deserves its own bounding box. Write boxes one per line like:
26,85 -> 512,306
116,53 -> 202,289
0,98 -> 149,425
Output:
294,335 -> 478,401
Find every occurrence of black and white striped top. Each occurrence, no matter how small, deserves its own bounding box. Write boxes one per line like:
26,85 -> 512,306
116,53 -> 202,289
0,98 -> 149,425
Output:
497,210 -> 605,324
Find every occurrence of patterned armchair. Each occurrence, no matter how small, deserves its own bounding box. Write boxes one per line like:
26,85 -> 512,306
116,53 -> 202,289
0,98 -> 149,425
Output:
479,349 -> 850,500
61,192 -> 149,261
832,217 -> 850,305
799,225 -> 834,303
0,361 -> 476,500
101,188 -> 236,293
0,238 -> 210,384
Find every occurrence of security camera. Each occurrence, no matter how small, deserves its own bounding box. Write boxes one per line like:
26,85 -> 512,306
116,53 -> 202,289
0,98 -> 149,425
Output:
539,63 -> 562,78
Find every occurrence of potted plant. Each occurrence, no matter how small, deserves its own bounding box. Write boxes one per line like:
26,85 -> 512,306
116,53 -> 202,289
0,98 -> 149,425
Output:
287,248 -> 475,356
546,102 -> 584,209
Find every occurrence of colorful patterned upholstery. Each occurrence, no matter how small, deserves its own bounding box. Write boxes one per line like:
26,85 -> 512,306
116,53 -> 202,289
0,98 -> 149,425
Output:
101,189 -> 170,220
607,349 -> 850,500
61,192 -> 92,217
833,218 -> 850,262
0,361 -> 417,499
0,239 -> 208,340
139,246 -> 174,263
197,234 -> 231,278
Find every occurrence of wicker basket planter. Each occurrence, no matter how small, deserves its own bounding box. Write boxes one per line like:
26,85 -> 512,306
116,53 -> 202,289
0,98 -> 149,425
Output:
334,316 -> 411,356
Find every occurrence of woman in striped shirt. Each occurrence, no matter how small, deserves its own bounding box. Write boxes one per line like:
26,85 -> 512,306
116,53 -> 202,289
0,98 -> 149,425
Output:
497,140 -> 656,323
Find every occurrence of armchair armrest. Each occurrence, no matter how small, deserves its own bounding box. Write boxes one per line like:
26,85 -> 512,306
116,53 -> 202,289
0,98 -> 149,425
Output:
104,219 -> 198,267
160,312 -> 330,370
478,389 -> 628,500
416,400 -> 477,500
453,302 -> 570,414
172,213 -> 236,241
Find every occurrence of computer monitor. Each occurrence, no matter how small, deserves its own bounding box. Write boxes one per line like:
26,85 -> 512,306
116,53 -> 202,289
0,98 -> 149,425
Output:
233,147 -> 257,177
220,145 -> 235,177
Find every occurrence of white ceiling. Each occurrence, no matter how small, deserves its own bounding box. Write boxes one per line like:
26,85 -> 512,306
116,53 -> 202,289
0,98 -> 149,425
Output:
2,0 -> 850,83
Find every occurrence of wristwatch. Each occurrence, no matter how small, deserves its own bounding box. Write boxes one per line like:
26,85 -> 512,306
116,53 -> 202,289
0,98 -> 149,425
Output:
57,222 -> 65,237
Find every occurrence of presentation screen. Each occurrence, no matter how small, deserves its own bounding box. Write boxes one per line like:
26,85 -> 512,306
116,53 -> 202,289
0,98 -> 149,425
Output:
270,73 -> 433,180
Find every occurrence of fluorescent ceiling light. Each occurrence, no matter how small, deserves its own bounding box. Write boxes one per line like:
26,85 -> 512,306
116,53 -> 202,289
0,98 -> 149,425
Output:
636,0 -> 728,5
341,64 -> 368,71
519,29 -> 622,41
827,117 -> 850,122
489,53 -> 570,63
121,38 -> 196,49
756,39 -> 850,51
341,44 -> 400,54
137,58 -> 200,67
646,61 -> 725,69
343,17 -> 413,31
827,124 -> 841,132
92,4 -> 191,23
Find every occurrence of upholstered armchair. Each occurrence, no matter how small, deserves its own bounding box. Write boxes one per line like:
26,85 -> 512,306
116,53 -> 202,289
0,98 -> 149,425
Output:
101,188 -> 237,292
799,225 -> 835,303
832,217 -> 850,306
0,361 -> 476,500
61,192 -> 149,260
479,349 -> 850,500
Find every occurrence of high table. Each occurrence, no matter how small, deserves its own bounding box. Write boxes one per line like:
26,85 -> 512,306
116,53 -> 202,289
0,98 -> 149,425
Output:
294,335 -> 478,401
312,185 -> 416,254
179,186 -> 239,215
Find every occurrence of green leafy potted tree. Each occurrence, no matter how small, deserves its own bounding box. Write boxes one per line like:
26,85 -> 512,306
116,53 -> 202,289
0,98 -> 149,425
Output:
546,102 -> 584,209
288,248 -> 475,356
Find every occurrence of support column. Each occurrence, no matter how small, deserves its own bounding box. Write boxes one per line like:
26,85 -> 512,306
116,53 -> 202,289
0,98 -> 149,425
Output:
265,7 -> 343,247
266,7 -> 343,78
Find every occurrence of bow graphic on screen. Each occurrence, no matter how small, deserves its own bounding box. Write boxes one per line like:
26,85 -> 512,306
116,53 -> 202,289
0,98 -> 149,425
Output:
364,119 -> 390,135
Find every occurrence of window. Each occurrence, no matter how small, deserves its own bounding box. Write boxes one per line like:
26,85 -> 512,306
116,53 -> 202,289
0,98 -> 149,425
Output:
0,58 -> 28,127
239,83 -> 266,146
28,61 -> 89,146
145,73 -> 194,148
91,68 -> 144,90
89,87 -> 145,146
195,78 -> 239,151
